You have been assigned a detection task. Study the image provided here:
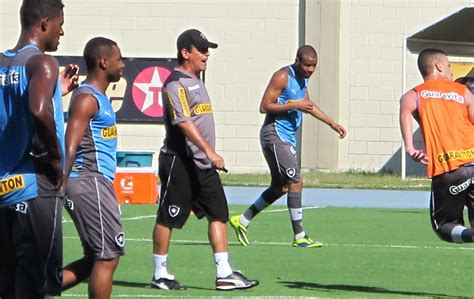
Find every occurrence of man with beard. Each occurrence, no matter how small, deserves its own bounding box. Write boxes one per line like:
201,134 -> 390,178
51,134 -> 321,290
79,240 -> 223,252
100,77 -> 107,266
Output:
62,37 -> 125,299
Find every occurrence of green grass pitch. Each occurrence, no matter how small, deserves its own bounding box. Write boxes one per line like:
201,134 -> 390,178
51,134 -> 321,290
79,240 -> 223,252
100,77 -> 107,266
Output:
62,204 -> 473,298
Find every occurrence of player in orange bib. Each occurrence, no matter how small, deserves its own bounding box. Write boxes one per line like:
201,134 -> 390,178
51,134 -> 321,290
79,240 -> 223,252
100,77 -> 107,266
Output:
400,48 -> 474,243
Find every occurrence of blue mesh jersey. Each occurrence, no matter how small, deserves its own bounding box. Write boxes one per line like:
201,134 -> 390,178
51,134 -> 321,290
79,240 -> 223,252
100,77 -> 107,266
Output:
68,83 -> 117,182
262,64 -> 308,147
0,44 -> 65,206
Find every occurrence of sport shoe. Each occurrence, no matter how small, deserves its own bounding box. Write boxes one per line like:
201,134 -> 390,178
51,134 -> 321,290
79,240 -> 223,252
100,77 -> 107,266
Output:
216,270 -> 259,290
230,215 -> 249,246
292,236 -> 323,248
150,277 -> 186,290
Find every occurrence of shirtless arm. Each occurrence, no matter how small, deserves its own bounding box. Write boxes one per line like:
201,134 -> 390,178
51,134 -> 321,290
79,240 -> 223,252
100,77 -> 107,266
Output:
27,54 -> 63,188
464,88 -> 474,125
259,70 -> 314,115
400,89 -> 428,164
306,94 -> 346,139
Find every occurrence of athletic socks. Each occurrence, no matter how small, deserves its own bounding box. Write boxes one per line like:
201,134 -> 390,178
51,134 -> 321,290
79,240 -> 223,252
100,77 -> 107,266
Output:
453,226 -> 474,243
153,254 -> 174,280
214,252 -> 233,278
288,191 -> 304,237
242,188 -> 281,224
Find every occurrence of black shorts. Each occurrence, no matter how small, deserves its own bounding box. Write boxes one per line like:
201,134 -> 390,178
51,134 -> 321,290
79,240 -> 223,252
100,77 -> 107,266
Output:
430,165 -> 474,240
156,152 -> 229,229
0,194 -> 63,297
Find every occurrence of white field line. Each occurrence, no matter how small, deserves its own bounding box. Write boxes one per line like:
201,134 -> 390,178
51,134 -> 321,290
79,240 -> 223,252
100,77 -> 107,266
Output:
62,235 -> 474,252
263,206 -> 325,213
63,207 -> 474,252
61,207 -> 323,223
62,295 -> 265,298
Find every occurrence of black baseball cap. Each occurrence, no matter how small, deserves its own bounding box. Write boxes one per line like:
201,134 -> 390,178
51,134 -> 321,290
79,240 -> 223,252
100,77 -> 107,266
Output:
177,29 -> 218,51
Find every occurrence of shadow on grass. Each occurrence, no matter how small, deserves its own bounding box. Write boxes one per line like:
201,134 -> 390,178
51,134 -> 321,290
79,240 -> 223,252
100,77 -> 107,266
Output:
113,280 -> 212,291
278,281 -> 466,298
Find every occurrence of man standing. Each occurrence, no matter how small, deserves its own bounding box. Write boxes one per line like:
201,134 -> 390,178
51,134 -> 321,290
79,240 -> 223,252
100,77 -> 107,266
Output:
61,37 -> 125,298
0,0 -> 76,297
230,45 -> 346,248
400,48 -> 474,243
151,29 -> 258,291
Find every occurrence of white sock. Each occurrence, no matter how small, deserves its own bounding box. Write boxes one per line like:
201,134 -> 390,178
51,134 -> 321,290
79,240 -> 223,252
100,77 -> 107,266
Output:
214,252 -> 233,278
239,214 -> 250,227
294,231 -> 306,240
153,254 -> 174,280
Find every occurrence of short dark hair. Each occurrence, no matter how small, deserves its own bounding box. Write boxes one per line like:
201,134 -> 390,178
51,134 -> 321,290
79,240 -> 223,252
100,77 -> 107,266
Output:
296,45 -> 317,61
20,0 -> 64,29
177,46 -> 193,65
83,37 -> 118,72
417,48 -> 447,77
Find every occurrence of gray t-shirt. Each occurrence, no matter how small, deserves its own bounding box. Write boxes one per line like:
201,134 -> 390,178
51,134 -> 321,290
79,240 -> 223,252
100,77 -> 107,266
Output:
162,68 -> 216,169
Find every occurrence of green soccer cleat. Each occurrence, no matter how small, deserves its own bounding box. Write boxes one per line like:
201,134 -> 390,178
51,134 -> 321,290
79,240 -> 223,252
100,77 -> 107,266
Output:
230,215 -> 249,246
292,236 -> 323,248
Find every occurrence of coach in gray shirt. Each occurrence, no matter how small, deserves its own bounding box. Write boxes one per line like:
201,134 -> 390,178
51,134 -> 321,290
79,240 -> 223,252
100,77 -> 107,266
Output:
150,29 -> 258,291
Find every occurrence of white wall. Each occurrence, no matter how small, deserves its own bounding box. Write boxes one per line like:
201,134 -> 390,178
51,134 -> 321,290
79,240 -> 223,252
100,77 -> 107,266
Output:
341,0 -> 473,172
1,0 -> 473,174
0,0 -> 300,173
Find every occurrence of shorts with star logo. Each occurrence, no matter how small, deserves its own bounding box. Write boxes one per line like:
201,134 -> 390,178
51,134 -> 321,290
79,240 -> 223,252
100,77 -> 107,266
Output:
430,165 -> 474,242
65,175 -> 125,260
156,152 -> 229,229
260,124 -> 301,187
0,174 -> 63,297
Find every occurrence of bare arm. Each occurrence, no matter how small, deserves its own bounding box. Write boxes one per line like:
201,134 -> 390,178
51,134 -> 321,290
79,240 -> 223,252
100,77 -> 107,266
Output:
464,88 -> 474,125
259,70 -> 314,114
27,54 -> 63,188
307,96 -> 346,139
64,94 -> 98,178
399,89 -> 428,164
177,121 -> 225,170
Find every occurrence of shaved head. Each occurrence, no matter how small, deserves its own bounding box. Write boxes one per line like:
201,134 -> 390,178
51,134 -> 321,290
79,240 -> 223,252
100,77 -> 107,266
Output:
417,48 -> 448,77
296,45 -> 317,61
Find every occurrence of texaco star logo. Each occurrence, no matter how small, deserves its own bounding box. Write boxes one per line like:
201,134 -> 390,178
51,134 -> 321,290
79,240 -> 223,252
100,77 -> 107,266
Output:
132,66 -> 171,117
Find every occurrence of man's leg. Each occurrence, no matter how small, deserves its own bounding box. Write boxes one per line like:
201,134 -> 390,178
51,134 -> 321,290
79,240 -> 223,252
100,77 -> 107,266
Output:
15,194 -> 63,298
238,186 -> 285,224
431,167 -> 474,243
64,177 -> 125,294
208,221 -> 232,277
151,223 -> 185,290
88,258 -> 119,299
231,185 -> 286,246
287,181 -> 305,239
152,223 -> 173,278
209,220 -> 258,290
62,258 -> 94,290
434,222 -> 474,242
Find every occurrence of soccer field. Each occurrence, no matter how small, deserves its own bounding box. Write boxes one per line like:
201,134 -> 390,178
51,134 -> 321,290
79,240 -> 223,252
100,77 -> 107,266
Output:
62,204 -> 473,298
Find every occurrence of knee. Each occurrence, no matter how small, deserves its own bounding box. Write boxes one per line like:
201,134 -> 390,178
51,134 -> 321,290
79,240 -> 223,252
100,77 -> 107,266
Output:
97,257 -> 120,270
271,185 -> 287,196
288,181 -> 303,192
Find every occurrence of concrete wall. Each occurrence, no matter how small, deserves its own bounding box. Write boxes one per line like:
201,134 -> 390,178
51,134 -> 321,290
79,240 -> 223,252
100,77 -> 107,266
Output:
337,0 -> 473,173
1,0 -> 472,174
